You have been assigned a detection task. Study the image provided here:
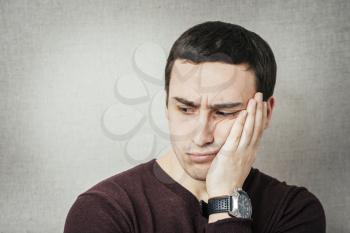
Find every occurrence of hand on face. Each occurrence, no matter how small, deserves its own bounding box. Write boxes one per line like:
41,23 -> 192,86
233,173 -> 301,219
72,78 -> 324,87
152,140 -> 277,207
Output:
206,92 -> 267,198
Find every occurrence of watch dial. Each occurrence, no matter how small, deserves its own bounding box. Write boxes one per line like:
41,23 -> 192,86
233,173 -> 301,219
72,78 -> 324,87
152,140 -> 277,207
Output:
238,192 -> 252,218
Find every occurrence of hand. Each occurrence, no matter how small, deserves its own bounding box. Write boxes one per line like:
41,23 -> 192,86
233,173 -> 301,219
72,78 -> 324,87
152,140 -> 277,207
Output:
206,92 -> 267,198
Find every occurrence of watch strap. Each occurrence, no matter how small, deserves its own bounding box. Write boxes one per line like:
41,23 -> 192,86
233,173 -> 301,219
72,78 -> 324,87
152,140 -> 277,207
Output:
199,200 -> 208,218
207,195 -> 231,215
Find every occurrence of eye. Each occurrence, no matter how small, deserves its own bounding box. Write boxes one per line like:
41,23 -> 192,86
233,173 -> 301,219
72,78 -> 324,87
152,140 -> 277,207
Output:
215,111 -> 240,117
177,106 -> 194,114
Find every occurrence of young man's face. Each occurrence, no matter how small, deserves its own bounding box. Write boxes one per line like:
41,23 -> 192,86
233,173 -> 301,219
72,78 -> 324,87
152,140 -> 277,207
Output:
166,59 -> 258,181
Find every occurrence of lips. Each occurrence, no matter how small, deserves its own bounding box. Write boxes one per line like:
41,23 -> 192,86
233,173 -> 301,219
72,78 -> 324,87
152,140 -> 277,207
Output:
188,153 -> 216,163
188,153 -> 217,157
187,151 -> 219,157
187,151 -> 218,163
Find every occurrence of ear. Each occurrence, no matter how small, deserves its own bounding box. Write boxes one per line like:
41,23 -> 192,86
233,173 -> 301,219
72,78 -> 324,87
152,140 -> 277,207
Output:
264,96 -> 275,130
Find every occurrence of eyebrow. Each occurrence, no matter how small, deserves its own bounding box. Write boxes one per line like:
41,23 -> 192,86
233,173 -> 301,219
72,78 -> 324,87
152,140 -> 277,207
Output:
172,97 -> 242,109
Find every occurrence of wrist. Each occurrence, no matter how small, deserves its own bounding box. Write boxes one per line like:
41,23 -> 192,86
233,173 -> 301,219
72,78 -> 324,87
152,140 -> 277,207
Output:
208,186 -> 243,199
207,188 -> 253,220
208,193 -> 230,199
208,212 -> 231,223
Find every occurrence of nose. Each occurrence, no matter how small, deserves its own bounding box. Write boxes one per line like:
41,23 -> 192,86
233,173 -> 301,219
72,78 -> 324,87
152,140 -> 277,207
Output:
192,112 -> 214,147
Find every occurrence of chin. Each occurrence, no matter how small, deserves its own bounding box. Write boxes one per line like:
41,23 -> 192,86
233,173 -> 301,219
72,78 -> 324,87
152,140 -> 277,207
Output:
184,161 -> 210,181
174,150 -> 212,181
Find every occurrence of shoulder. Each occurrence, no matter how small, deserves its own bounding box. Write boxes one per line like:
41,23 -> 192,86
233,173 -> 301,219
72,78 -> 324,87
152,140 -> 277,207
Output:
64,191 -> 132,232
64,160 -> 154,233
81,159 -> 153,198
250,167 -> 326,232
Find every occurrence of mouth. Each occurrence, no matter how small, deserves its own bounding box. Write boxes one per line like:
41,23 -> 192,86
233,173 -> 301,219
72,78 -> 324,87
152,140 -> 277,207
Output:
186,152 -> 218,163
187,153 -> 217,157
187,151 -> 219,157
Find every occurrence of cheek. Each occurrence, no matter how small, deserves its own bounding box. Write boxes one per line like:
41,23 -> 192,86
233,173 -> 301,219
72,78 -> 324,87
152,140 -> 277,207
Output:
168,113 -> 197,139
214,119 -> 235,142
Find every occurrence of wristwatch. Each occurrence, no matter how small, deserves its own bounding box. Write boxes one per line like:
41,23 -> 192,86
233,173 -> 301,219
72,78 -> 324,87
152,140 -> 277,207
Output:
207,188 -> 252,219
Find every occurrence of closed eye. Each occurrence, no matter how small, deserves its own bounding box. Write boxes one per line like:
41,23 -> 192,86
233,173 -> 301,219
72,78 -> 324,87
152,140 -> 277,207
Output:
215,111 -> 240,117
177,106 -> 240,117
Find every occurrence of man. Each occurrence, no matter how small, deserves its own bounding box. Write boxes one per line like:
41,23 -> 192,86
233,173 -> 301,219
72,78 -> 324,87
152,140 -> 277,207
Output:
64,21 -> 326,233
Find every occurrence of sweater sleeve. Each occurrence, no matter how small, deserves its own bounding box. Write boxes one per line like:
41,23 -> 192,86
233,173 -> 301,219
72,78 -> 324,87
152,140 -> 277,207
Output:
273,187 -> 326,233
204,217 -> 253,233
203,187 -> 326,233
63,192 -> 132,233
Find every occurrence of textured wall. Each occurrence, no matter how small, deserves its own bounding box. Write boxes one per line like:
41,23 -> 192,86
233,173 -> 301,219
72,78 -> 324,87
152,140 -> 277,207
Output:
0,0 -> 349,232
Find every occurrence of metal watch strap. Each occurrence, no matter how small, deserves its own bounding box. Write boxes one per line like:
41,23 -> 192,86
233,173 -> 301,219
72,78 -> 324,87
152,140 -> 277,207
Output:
207,195 -> 231,215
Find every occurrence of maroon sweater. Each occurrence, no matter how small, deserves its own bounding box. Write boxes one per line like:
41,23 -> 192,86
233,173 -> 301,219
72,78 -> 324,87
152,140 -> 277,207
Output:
63,158 -> 326,233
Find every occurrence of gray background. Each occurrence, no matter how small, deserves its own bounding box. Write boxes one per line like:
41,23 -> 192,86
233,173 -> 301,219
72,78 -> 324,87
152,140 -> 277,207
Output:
0,0 -> 349,232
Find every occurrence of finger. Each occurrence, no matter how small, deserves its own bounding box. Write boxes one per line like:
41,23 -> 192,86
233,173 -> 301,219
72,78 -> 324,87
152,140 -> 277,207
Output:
254,101 -> 268,148
250,94 -> 264,147
220,110 -> 248,156
237,97 -> 257,150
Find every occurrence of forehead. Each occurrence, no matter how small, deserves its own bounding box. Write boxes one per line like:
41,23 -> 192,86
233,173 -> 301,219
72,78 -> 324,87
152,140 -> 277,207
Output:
169,59 -> 256,104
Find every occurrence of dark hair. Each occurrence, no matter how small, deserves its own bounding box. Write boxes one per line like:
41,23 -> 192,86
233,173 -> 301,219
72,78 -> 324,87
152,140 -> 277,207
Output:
164,21 -> 276,107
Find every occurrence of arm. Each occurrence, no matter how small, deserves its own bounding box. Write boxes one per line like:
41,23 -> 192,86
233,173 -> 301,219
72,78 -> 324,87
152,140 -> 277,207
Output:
204,188 -> 326,233
204,92 -> 265,232
63,192 -> 131,233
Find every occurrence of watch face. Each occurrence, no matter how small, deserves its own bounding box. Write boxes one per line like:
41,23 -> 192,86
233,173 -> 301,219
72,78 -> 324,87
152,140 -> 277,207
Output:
238,192 -> 252,219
